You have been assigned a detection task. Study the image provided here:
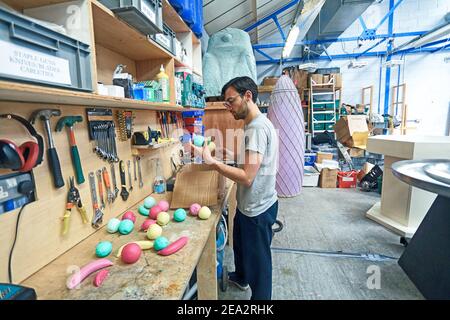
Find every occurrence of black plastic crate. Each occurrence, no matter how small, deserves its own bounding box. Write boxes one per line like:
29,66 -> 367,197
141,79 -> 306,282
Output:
100,0 -> 163,35
151,23 -> 176,55
0,7 -> 93,92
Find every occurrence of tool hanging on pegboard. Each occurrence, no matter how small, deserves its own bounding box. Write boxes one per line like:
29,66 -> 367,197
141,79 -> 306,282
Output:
86,108 -> 119,162
116,110 -> 134,141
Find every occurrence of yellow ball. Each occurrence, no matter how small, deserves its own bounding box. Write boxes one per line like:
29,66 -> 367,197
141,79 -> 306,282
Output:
198,206 -> 212,220
146,224 -> 162,240
157,211 -> 170,226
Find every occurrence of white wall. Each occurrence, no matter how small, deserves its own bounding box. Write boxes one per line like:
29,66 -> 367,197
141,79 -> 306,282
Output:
256,0 -> 450,135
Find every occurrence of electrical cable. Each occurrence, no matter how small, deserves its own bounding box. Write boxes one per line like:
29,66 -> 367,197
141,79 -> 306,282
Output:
271,246 -> 399,262
8,199 -> 32,283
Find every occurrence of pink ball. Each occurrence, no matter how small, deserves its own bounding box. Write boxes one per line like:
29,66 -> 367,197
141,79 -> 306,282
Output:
121,243 -> 142,264
149,205 -> 162,220
122,211 -> 136,223
140,219 -> 157,231
158,200 -> 170,212
190,203 -> 201,216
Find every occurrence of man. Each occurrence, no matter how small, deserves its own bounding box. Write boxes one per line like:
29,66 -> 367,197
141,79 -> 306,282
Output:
192,76 -> 279,300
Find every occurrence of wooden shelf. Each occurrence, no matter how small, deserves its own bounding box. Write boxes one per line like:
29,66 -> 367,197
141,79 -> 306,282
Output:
92,1 -> 173,61
1,0 -> 68,10
132,140 -> 180,150
0,81 -> 184,111
162,0 -> 199,45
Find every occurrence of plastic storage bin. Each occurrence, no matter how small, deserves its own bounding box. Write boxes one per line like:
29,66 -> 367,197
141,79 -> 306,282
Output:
0,7 -> 93,92
337,171 -> 358,188
304,152 -> 317,166
151,23 -> 176,55
100,0 -> 163,35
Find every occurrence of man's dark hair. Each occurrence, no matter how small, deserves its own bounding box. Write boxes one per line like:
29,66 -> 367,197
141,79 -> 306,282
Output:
221,76 -> 258,103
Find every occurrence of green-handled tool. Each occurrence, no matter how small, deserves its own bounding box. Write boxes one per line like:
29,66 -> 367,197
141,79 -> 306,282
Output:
56,116 -> 85,184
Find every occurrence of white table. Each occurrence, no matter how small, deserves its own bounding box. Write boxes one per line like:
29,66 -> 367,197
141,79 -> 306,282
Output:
366,135 -> 450,237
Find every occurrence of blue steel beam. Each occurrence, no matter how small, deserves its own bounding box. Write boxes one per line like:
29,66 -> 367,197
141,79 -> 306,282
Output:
355,38 -> 387,59
358,17 -> 368,31
273,17 -> 287,42
383,0 -> 395,114
252,31 -> 427,49
374,0 -> 405,32
255,46 -> 450,64
255,48 -> 275,62
244,0 -> 301,32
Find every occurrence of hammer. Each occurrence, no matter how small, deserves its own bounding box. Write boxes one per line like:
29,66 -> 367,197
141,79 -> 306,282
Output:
30,109 -> 65,188
56,116 -> 85,184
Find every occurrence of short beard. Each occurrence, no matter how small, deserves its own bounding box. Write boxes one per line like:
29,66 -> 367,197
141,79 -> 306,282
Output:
233,100 -> 249,120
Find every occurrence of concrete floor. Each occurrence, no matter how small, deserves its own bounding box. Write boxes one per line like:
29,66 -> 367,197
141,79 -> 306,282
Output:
218,187 -> 424,300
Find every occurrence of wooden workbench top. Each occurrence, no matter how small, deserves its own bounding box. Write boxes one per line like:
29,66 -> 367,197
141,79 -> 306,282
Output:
21,180 -> 235,300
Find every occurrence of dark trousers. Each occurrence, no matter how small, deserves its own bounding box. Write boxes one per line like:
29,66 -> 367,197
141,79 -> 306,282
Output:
233,200 -> 278,300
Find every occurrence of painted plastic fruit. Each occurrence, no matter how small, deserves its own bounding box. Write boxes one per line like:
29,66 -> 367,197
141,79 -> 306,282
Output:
144,196 -> 156,209
154,236 -> 169,251
157,212 -> 170,226
149,205 -> 162,219
146,224 -> 163,240
122,211 -> 136,223
189,203 -> 201,216
173,208 -> 186,222
198,206 -> 212,220
158,200 -> 170,212
118,219 -> 134,235
121,243 -> 142,264
138,205 -> 150,216
107,218 -> 121,233
95,241 -> 113,258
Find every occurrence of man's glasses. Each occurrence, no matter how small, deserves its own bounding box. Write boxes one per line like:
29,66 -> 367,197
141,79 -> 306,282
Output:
223,94 -> 241,108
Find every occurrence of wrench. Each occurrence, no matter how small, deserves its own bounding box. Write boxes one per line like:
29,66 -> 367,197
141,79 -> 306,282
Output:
96,170 -> 106,210
127,160 -> 133,192
102,167 -> 115,203
133,156 -> 137,181
88,172 -> 104,228
119,160 -> 129,201
137,156 -> 143,189
110,163 -> 119,198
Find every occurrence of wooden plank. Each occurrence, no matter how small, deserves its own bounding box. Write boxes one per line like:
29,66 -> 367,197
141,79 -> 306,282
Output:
162,0 -> 190,33
227,183 -> 237,249
0,102 -> 181,283
0,81 -> 183,111
95,44 -> 137,85
92,1 -> 172,61
2,0 -> 69,10
197,223 -> 218,300
258,85 -> 275,93
20,192 -> 225,299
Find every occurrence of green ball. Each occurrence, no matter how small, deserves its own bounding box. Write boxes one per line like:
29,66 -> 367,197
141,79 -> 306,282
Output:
144,197 -> 156,209
118,219 -> 134,235
154,236 -> 169,251
138,205 -> 150,216
95,241 -> 112,258
173,208 -> 186,222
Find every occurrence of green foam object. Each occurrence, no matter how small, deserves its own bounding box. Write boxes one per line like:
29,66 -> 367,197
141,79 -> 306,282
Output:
154,236 -> 169,251
95,241 -> 112,258
139,205 -> 150,216
174,208 -> 186,222
203,28 -> 257,97
144,197 -> 156,209
118,219 -> 134,235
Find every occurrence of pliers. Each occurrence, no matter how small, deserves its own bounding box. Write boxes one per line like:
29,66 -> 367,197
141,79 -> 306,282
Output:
62,176 -> 88,235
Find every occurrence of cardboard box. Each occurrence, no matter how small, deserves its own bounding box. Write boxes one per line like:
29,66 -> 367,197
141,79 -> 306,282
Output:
323,74 -> 331,84
316,152 -> 334,164
303,166 -> 320,187
319,168 -> 338,188
310,74 -> 323,86
263,77 -> 279,86
332,73 -> 342,88
347,147 -> 366,158
171,163 -> 225,209
334,115 -> 369,148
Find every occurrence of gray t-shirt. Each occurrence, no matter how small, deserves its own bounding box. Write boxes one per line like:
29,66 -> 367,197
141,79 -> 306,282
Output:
236,114 -> 278,217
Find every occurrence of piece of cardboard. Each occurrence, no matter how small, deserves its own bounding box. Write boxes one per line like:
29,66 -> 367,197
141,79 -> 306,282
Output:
319,168 -> 338,188
170,164 -> 220,209
335,115 -> 369,147
333,73 -> 342,88
303,166 -> 320,187
357,162 -> 375,181
347,147 -> 366,158
316,152 -> 334,164
310,74 -> 323,86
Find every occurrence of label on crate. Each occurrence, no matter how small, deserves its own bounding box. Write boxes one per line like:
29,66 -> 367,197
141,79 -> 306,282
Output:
156,34 -> 171,49
141,0 -> 156,24
0,40 -> 71,85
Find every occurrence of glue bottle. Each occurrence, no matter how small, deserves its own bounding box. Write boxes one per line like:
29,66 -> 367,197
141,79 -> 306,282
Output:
157,64 -> 170,102
153,159 -> 166,194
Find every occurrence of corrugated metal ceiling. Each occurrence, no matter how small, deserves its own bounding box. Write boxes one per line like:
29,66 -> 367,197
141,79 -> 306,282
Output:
203,0 -> 298,43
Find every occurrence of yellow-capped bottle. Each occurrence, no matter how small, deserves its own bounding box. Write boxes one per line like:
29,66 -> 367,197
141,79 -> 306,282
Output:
157,64 -> 170,102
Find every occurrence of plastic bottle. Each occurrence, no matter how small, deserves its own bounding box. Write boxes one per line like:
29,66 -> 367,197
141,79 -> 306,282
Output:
157,64 -> 170,102
153,159 -> 166,194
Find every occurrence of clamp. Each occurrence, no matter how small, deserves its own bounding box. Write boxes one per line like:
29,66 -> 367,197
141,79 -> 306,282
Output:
62,176 -> 88,235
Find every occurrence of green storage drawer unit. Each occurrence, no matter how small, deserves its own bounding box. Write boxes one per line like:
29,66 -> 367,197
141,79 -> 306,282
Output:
314,113 -> 334,121
314,123 -> 325,131
324,123 -> 335,131
100,0 -> 163,35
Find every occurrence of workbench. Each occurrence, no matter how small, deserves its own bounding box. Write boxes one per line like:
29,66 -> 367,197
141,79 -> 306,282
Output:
21,180 -> 236,300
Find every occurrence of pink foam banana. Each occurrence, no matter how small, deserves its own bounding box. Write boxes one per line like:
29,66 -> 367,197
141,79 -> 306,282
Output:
67,258 -> 113,289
